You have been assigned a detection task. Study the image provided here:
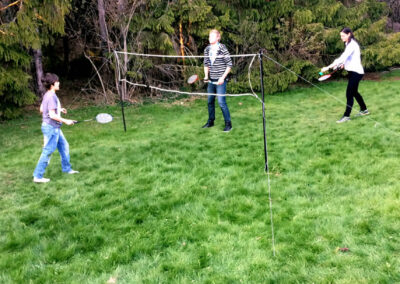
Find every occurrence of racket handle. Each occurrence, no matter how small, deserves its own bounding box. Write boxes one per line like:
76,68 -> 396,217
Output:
205,80 -> 219,85
74,119 -> 92,124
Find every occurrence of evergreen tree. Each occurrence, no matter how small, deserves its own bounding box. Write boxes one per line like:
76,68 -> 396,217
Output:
0,0 -> 70,119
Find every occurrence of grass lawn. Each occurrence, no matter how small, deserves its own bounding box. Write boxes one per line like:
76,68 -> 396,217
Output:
1,77 -> 399,283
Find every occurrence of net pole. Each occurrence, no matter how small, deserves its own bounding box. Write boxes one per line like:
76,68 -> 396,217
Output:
259,50 -> 268,171
259,50 -> 276,256
114,50 -> 127,132
120,90 -> 127,132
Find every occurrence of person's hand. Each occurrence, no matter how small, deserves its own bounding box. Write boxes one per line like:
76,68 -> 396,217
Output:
61,108 -> 67,114
217,77 -> 225,85
64,119 -> 76,126
338,64 -> 344,70
204,77 -> 209,83
321,67 -> 329,73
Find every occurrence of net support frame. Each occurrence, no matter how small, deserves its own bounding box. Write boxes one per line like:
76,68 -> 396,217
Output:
259,50 -> 268,171
114,50 -> 127,132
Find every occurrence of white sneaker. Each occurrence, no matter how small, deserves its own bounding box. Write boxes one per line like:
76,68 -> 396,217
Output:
33,177 -> 50,183
355,109 -> 370,117
336,116 -> 350,123
67,170 -> 79,174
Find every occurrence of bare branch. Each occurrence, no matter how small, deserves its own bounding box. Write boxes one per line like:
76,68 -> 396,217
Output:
0,0 -> 21,11
0,29 -> 15,36
84,51 -> 109,103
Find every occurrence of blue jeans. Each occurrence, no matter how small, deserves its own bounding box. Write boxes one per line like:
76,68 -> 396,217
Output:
33,123 -> 72,178
207,80 -> 231,122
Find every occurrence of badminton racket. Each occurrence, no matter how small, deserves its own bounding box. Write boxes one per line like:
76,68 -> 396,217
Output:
318,66 -> 343,81
75,113 -> 113,124
187,74 -> 218,85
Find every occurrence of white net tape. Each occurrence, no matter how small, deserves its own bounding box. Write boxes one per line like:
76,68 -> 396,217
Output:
114,51 -> 258,58
114,51 -> 263,102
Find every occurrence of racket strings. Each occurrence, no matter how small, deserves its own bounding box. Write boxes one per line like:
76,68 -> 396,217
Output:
96,113 -> 113,123
187,75 -> 199,84
318,74 -> 331,81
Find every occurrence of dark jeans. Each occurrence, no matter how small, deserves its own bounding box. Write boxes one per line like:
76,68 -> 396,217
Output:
207,80 -> 231,122
344,71 -> 367,117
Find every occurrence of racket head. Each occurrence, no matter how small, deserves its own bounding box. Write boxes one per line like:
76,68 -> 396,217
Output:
318,74 -> 331,81
96,113 -> 113,124
187,74 -> 199,84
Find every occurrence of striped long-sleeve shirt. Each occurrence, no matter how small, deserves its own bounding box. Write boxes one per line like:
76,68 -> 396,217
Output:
204,43 -> 233,80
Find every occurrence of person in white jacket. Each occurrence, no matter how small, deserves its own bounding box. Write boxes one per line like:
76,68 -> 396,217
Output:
321,27 -> 369,123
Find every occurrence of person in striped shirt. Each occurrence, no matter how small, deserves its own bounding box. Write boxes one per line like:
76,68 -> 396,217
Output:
202,29 -> 233,132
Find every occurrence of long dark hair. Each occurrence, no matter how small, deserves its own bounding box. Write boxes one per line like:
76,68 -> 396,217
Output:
341,27 -> 358,45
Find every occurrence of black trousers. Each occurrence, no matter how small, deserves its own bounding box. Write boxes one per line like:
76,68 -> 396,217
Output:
344,71 -> 367,117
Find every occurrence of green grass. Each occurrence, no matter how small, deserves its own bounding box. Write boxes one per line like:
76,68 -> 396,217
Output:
380,68 -> 400,80
1,78 -> 400,283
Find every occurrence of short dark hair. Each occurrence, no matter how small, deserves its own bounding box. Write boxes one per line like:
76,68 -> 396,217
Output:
41,73 -> 59,90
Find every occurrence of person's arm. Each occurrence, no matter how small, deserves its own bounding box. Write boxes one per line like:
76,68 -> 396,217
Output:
217,45 -> 233,85
47,96 -> 74,125
321,41 -> 355,72
217,67 -> 231,85
204,66 -> 209,82
48,109 -> 75,125
331,42 -> 355,68
204,47 -> 210,82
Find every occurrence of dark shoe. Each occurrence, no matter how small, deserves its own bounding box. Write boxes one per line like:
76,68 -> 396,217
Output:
202,120 -> 214,128
223,121 -> 232,132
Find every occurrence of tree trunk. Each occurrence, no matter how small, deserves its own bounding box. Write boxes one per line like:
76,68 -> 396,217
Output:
98,0 -> 110,58
33,48 -> 46,97
121,31 -> 128,101
179,20 -> 185,62
117,0 -> 128,101
63,36 -> 70,75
